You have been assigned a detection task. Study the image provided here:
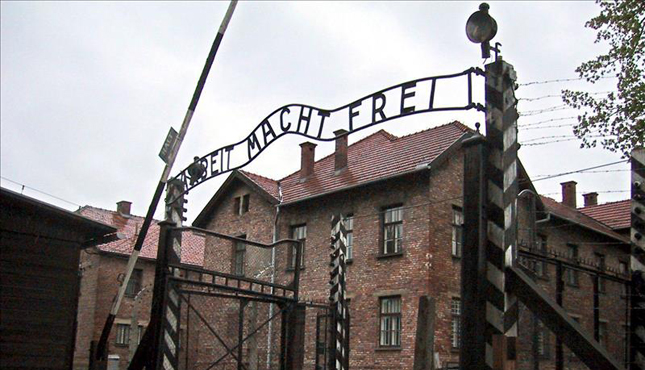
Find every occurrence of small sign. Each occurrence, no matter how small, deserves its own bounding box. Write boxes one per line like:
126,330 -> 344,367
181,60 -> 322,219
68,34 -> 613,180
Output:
159,127 -> 178,164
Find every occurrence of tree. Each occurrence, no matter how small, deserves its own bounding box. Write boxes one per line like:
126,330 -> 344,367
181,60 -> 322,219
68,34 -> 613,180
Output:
561,0 -> 644,156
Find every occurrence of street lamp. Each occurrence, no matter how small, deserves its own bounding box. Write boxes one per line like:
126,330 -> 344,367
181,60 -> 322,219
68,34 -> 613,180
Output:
466,3 -> 499,59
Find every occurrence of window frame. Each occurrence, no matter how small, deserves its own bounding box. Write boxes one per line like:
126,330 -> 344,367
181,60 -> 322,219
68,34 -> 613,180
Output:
288,224 -> 306,270
125,268 -> 143,297
594,252 -> 606,293
619,261 -> 628,298
378,296 -> 402,348
115,323 -> 143,347
537,321 -> 550,359
233,235 -> 246,276
380,205 -> 403,257
344,214 -> 354,261
451,207 -> 463,258
565,244 -> 579,287
451,297 -> 461,350
233,194 -> 250,215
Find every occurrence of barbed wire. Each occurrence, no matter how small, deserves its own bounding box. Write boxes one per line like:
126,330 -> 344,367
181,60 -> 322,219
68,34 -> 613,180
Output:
520,123 -> 576,131
523,160 -> 629,183
1,176 -> 82,208
519,105 -> 572,116
518,116 -> 578,128
517,90 -> 613,102
518,75 -> 616,87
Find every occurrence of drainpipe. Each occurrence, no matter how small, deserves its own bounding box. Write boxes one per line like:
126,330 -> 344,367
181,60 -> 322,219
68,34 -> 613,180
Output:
266,182 -> 282,369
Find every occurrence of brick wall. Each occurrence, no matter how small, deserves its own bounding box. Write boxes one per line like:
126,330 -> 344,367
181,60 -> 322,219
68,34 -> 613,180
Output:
73,253 -> 156,370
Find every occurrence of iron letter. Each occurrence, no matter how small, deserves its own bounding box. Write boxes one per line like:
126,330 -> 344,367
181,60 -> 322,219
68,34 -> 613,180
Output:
349,101 -> 361,131
317,110 -> 330,138
210,151 -> 220,177
261,119 -> 277,146
247,132 -> 262,160
280,107 -> 292,131
401,81 -> 416,115
297,106 -> 312,134
372,93 -> 387,123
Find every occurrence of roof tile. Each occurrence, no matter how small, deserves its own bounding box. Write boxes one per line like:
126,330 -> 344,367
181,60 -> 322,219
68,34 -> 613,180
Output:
279,121 -> 471,204
539,196 -> 627,242
78,206 -> 204,266
579,199 -> 631,230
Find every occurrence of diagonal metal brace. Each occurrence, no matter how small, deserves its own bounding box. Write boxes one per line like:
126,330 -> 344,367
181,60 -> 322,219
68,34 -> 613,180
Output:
178,292 -> 248,370
506,265 -> 625,370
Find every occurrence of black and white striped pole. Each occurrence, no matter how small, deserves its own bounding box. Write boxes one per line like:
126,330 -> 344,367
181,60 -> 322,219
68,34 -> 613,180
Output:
466,4 -> 518,368
484,58 -> 519,369
329,215 -> 349,370
630,148 -> 645,370
93,1 -> 238,364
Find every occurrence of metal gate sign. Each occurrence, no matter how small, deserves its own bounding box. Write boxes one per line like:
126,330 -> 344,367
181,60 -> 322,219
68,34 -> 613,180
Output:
172,68 -> 483,195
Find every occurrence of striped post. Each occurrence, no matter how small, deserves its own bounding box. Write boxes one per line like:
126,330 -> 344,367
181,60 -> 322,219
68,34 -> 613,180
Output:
329,215 -> 349,370
631,148 -> 645,370
484,59 -> 519,369
157,179 -> 186,370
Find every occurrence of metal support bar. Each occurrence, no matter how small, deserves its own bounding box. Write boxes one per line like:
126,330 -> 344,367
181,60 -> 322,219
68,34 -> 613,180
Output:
507,265 -> 625,370
594,274 -> 600,342
178,291 -> 247,370
94,2 -> 238,358
555,261 -> 564,370
460,133 -> 488,369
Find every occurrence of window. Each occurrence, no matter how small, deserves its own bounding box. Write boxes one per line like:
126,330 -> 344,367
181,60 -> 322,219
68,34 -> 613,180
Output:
536,321 -> 550,359
115,324 -> 143,346
125,268 -> 143,297
451,207 -> 463,258
451,297 -> 461,349
534,235 -> 547,278
233,194 -> 250,215
345,214 -> 354,261
379,296 -> 401,347
598,321 -> 608,347
619,261 -> 628,298
289,225 -> 306,269
565,244 -> 579,287
233,235 -> 246,276
382,205 -> 403,255
569,316 -> 581,362
595,253 -> 606,293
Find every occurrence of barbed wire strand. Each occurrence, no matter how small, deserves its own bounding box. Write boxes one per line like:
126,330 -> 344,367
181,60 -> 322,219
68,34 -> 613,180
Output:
1,176 -> 82,208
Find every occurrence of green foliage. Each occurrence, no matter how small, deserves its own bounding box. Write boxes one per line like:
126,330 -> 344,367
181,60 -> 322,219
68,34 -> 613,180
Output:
561,0 -> 644,156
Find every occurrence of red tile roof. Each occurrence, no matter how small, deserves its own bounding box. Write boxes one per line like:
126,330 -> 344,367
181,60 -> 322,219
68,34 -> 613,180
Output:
539,196 -> 628,242
579,199 -> 631,230
78,206 -> 204,266
276,121 -> 471,204
239,170 -> 281,200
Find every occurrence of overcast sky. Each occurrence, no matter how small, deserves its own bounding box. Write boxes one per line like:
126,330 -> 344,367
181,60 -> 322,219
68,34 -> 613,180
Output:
1,1 -> 629,223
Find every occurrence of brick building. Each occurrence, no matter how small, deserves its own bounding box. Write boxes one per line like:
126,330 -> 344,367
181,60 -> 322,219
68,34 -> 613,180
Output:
72,201 -> 204,370
190,121 -> 629,368
515,187 -> 631,369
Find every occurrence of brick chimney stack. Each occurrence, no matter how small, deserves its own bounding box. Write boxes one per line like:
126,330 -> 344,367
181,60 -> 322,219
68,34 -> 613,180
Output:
117,200 -> 132,216
334,129 -> 348,172
300,142 -> 317,179
583,192 -> 598,207
560,181 -> 577,208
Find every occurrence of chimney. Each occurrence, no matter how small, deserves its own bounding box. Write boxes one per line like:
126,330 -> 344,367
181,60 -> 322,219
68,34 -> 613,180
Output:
117,200 -> 132,216
560,181 -> 577,208
334,129 -> 348,172
300,142 -> 317,179
583,192 -> 598,207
